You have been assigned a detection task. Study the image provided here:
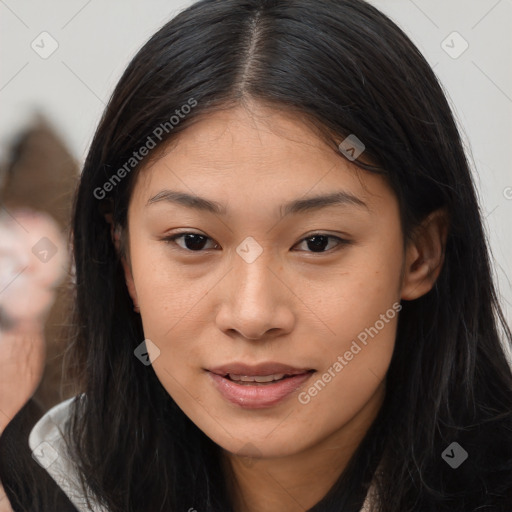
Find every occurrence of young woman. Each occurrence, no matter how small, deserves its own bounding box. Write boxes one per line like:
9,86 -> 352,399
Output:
1,0 -> 511,510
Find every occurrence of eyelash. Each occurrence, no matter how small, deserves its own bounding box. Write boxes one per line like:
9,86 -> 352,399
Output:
160,232 -> 351,254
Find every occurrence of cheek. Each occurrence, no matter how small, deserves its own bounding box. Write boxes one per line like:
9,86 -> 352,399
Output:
129,241 -> 214,367
297,296 -> 399,440
299,234 -> 402,416
318,233 -> 403,347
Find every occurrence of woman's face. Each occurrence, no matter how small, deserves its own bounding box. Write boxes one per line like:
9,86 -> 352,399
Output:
123,103 -> 407,460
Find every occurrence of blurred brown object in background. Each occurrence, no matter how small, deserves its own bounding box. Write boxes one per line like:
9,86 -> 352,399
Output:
0,114 -> 79,412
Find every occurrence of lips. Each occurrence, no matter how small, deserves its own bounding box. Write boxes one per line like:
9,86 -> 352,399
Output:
206,362 -> 315,408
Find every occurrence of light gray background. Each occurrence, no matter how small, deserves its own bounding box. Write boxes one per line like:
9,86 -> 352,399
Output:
1,0 -> 511,334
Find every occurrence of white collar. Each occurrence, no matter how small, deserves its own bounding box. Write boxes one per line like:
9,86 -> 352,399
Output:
28,397 -> 107,512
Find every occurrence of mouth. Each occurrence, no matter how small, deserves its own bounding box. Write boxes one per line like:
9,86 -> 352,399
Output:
206,363 -> 316,408
218,371 -> 314,384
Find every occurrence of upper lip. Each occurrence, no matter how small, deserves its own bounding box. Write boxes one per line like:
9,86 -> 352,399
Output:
207,362 -> 315,377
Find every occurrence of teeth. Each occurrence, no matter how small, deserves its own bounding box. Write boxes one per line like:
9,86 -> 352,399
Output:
228,373 -> 286,383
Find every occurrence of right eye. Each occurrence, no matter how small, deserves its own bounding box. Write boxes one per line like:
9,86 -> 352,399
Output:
161,232 -> 220,252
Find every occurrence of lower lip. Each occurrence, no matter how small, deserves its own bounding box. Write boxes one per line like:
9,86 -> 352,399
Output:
207,371 -> 314,409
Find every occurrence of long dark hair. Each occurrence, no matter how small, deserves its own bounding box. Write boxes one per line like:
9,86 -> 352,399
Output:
2,0 -> 511,510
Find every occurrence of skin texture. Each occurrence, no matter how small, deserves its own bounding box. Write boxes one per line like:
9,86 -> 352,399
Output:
120,102 -> 447,512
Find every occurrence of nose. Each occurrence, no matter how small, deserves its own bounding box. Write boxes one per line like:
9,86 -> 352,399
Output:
215,252 -> 295,341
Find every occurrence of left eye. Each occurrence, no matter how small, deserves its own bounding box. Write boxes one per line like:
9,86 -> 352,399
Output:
294,234 -> 347,253
162,233 -> 347,253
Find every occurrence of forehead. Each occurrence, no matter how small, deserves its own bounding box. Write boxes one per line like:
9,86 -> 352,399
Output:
130,104 -> 396,217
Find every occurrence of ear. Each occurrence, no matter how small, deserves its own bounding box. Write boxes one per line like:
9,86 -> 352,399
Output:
401,208 -> 449,301
110,221 -> 139,308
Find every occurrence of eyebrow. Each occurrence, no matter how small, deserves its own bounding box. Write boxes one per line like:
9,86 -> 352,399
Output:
146,189 -> 368,217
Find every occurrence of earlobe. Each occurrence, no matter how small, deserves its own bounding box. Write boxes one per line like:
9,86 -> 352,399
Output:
401,208 -> 449,301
